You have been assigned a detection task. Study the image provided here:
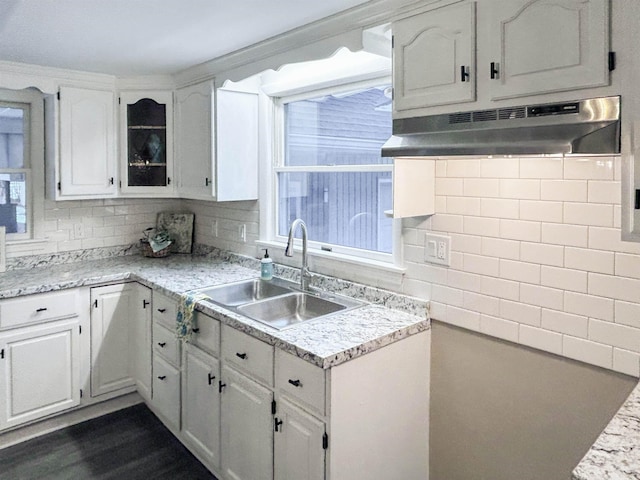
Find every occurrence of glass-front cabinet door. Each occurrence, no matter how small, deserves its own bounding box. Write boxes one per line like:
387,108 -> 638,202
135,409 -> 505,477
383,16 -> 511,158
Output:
119,91 -> 174,195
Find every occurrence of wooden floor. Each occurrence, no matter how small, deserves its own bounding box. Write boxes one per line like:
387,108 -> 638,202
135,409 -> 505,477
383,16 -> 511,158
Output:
0,404 -> 218,480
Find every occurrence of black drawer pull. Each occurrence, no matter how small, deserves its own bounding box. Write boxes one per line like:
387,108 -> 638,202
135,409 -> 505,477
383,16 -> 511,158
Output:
275,417 -> 283,432
158,342 -> 166,348
219,381 -> 226,393
157,308 -> 167,313
36,307 -> 48,312
192,328 -> 200,333
208,373 -> 216,385
236,352 -> 247,360
490,61 -> 499,79
157,375 -> 166,380
288,379 -> 302,388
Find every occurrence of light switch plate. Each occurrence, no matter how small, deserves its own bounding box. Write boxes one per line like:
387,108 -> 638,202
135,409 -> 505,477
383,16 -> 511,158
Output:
424,233 -> 451,266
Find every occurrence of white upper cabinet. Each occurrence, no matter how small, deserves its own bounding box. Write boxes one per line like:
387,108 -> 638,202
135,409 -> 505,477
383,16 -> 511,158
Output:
393,0 -> 611,115
393,1 -> 476,112
57,86 -> 117,199
487,0 -> 610,100
119,90 -> 175,196
175,81 -> 215,200
174,81 -> 259,202
215,87 -> 259,202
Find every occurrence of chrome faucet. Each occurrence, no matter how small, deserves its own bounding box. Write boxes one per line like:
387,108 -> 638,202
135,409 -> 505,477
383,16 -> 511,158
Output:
285,219 -> 313,291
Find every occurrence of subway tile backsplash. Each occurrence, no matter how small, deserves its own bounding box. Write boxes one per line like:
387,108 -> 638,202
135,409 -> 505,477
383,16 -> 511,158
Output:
9,155 -> 638,378
410,155 -> 640,377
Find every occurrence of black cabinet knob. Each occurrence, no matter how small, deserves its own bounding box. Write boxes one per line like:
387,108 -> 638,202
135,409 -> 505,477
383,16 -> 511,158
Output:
158,342 -> 166,348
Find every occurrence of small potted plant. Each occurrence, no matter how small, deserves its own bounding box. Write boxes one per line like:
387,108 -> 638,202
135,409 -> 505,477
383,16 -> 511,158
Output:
140,227 -> 172,258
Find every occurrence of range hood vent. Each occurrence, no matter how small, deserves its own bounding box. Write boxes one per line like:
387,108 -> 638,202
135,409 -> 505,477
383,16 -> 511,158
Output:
381,96 -> 620,157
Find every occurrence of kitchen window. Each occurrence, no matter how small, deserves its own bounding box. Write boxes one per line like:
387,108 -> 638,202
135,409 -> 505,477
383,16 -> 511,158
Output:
272,81 -> 396,263
0,101 -> 30,240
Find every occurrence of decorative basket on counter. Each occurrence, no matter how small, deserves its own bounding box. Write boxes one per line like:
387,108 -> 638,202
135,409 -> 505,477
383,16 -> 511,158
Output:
140,228 -> 172,258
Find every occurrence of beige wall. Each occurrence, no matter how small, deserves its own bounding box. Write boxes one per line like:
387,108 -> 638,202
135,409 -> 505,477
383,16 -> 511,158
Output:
430,321 -> 636,480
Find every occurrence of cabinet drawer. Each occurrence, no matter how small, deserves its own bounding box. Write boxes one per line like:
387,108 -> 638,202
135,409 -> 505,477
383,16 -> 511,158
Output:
153,292 -> 177,329
153,321 -> 180,367
221,325 -> 273,387
275,349 -> 325,416
190,311 -> 220,356
152,355 -> 181,430
0,290 -> 80,330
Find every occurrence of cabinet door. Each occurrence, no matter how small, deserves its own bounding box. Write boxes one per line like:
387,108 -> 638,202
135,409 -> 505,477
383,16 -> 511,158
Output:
119,90 -> 175,196
0,320 -> 80,430
274,398 -> 325,480
90,284 -> 137,397
182,344 -> 221,469
59,86 -> 116,198
176,81 -> 214,200
216,88 -> 259,201
487,0 -> 609,100
131,284 -> 152,401
152,355 -> 181,430
221,364 -> 273,480
393,2 -> 476,112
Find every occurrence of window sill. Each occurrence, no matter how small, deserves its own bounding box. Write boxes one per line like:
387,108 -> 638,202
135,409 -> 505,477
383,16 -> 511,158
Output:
256,240 -> 406,287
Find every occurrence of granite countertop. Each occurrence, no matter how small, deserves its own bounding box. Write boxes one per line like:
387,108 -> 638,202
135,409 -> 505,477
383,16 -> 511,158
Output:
0,253 -> 429,369
572,381 -> 640,480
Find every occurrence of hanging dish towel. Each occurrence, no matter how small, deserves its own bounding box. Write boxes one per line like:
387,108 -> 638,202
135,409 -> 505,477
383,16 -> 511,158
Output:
176,292 -> 210,341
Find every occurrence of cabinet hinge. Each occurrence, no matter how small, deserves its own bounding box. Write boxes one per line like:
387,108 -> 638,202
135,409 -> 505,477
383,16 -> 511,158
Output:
57,181 -> 61,191
80,389 -> 83,398
0,348 -> 4,360
57,91 -> 60,100
119,180 -> 122,189
391,35 -> 394,49
167,177 -> 171,186
608,51 -> 616,72
93,299 -> 98,308
79,325 -> 82,334
323,432 -> 328,450
118,97 -> 121,105
271,399 -> 277,415
635,189 -> 640,210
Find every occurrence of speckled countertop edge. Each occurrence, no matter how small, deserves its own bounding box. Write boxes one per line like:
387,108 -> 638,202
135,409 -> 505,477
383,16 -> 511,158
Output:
572,381 -> 640,480
0,250 -> 430,369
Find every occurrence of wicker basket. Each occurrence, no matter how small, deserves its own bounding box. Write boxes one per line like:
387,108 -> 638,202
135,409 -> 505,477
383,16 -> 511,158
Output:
140,239 -> 170,258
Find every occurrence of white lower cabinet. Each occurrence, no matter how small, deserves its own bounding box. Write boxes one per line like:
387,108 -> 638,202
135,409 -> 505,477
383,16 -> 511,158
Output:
182,343 -> 221,469
90,284 -> 138,397
220,363 -> 274,480
0,319 -> 81,430
274,398 -> 325,480
152,354 -> 181,430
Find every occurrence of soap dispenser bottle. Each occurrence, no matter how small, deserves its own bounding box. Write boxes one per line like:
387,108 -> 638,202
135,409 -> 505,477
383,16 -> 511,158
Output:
261,249 -> 273,280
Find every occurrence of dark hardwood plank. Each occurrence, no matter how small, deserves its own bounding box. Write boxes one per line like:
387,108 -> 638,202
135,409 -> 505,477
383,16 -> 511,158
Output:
0,404 -> 217,480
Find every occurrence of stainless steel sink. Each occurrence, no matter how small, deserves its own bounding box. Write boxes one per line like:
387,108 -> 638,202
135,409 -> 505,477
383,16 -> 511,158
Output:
237,291 -> 357,330
197,278 -> 292,307
196,277 -> 364,329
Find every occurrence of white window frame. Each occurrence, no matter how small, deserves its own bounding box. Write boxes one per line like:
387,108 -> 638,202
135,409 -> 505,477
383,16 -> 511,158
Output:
0,88 -> 45,244
264,77 -> 402,267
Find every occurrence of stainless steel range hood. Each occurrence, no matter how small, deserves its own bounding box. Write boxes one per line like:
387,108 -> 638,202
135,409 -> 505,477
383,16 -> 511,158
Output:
381,96 -> 620,157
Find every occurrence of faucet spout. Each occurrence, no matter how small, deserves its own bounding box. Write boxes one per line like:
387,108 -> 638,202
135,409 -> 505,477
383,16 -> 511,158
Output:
285,219 -> 312,290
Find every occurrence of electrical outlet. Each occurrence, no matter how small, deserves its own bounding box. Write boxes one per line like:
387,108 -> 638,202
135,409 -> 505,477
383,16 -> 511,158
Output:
239,224 -> 246,242
74,223 -> 85,239
424,233 -> 450,266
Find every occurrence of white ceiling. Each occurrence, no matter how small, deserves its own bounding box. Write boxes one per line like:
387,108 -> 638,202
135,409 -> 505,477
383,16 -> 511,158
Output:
0,0 -> 371,76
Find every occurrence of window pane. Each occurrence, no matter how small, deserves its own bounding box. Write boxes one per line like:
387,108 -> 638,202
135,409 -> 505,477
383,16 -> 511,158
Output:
278,171 -> 393,253
284,86 -> 392,167
0,106 -> 25,169
0,172 -> 27,234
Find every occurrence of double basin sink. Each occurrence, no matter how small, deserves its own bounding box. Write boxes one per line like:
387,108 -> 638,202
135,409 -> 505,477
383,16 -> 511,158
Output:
195,277 -> 363,330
